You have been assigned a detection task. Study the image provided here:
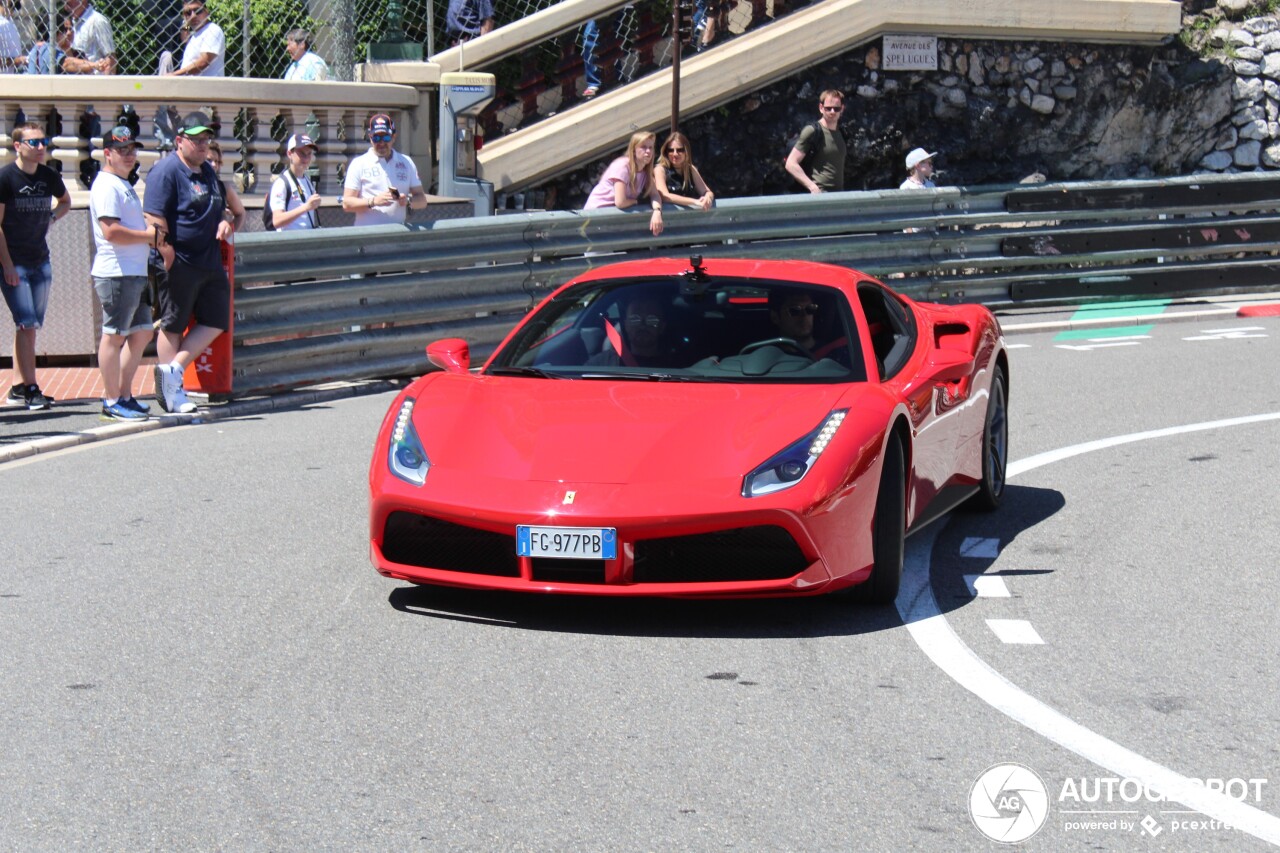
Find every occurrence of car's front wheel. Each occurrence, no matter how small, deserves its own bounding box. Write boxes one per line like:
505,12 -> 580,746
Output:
845,433 -> 906,605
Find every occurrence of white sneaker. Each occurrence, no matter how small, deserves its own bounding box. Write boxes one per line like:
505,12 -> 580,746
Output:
170,385 -> 198,414
157,364 -> 198,414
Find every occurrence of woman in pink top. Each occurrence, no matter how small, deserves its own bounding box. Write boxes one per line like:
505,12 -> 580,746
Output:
583,131 -> 664,235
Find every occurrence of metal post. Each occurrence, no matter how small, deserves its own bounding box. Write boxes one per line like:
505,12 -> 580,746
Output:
671,2 -> 681,136
47,0 -> 57,74
242,0 -> 251,77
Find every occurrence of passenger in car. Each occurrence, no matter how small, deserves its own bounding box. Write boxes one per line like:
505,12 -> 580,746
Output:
586,293 -> 683,367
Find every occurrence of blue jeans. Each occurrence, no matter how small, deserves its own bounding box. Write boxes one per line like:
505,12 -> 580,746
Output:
582,19 -> 601,89
2,260 -> 52,330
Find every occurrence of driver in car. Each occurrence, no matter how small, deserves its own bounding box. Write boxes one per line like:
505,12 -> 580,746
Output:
769,290 -> 819,351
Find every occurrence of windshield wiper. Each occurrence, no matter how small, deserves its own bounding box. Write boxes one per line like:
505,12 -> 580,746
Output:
579,372 -> 716,382
486,366 -> 564,379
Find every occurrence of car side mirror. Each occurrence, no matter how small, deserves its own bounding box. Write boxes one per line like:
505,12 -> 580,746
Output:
427,338 -> 471,374
928,348 -> 974,384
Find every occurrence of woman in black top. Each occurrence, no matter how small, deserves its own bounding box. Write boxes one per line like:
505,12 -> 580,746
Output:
654,132 -> 714,211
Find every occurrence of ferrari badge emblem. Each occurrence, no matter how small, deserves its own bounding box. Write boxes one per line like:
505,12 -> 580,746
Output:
563,491 -> 576,504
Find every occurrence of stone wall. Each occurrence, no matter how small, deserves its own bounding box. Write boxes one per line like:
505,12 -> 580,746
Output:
540,6 -> 1280,209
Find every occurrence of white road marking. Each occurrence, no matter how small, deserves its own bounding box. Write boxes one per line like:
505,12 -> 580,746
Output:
964,574 -> 1011,598
1055,341 -> 1142,351
960,536 -> 1000,558
899,410 -> 1280,847
1004,343 -> 1032,349
986,618 -> 1044,644
1183,326 -> 1268,341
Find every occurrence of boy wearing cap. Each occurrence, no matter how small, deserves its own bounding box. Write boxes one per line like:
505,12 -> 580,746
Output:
142,120 -> 230,414
90,126 -> 157,420
1,122 -> 71,411
270,134 -> 322,231
900,148 -> 937,190
341,114 -> 427,227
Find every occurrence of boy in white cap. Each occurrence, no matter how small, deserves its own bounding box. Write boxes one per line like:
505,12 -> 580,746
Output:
269,133 -> 322,231
900,148 -> 937,189
90,125 -> 157,420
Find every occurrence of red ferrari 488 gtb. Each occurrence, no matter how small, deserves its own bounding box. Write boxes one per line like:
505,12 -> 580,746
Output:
369,257 -> 1007,602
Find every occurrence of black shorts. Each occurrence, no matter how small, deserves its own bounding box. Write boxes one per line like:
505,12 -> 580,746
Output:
159,258 -> 230,333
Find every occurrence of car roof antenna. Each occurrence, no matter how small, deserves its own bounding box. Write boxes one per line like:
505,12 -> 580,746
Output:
680,254 -> 710,297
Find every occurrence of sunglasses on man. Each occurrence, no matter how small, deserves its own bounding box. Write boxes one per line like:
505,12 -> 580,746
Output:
786,303 -> 819,317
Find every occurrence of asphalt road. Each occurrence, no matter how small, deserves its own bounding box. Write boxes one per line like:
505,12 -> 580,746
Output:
0,313 -> 1277,851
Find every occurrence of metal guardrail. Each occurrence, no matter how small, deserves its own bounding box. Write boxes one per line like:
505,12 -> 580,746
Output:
229,171 -> 1280,396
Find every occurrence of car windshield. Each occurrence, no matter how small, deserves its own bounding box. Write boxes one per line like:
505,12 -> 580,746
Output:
487,276 -> 866,383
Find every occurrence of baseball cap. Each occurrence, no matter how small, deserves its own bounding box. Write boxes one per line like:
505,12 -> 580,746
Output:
367,113 -> 396,135
179,110 -> 219,137
287,133 -> 317,153
905,148 -> 936,170
103,125 -> 143,150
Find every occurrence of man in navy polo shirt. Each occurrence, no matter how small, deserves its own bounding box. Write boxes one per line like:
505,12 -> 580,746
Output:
143,119 -> 232,414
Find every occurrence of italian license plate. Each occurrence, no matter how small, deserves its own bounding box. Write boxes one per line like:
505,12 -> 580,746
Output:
516,526 -> 617,560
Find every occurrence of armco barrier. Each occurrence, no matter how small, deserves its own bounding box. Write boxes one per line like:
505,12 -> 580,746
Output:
228,172 -> 1280,397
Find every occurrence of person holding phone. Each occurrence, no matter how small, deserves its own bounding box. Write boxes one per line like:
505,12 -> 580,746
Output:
341,113 -> 426,227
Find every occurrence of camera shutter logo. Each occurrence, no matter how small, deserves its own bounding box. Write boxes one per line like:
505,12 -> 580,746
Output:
969,763 -> 1050,843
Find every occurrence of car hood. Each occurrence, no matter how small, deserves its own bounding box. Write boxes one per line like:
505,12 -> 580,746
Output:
411,375 -> 858,484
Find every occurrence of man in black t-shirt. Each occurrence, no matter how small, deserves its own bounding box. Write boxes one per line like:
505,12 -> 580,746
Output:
0,123 -> 71,410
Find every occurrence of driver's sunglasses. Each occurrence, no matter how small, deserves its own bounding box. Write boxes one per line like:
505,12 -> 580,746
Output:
787,303 -> 819,317
369,132 -> 393,143
626,313 -> 663,329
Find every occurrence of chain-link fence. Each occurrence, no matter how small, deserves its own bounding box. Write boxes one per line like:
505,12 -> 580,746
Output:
4,0 -> 580,80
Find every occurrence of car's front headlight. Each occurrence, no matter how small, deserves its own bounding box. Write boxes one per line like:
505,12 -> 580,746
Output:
388,398 -> 431,486
742,410 -> 847,497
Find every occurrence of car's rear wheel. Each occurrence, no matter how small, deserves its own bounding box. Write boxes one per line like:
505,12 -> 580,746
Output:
847,433 -> 906,604
970,365 -> 1008,511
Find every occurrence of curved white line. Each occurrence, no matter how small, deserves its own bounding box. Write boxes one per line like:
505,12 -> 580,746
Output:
899,411 -> 1280,846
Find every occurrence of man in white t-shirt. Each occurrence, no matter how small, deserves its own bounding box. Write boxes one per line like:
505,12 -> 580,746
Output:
269,133 -> 322,231
89,126 -> 159,420
167,0 -> 224,77
341,114 -> 428,226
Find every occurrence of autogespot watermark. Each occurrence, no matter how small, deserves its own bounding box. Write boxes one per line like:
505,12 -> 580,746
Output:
969,764 -> 1268,842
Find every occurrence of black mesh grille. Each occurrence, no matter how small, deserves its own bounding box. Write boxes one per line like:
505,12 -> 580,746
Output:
382,511 -> 520,577
632,525 -> 807,583
531,558 -> 606,584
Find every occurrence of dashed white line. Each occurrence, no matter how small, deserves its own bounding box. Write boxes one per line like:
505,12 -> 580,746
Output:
899,410 -> 1280,847
964,574 -> 1011,598
1055,341 -> 1143,351
986,618 -> 1045,644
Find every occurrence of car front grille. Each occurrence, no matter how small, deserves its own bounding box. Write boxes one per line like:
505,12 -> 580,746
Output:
381,511 -> 520,577
632,525 -> 807,583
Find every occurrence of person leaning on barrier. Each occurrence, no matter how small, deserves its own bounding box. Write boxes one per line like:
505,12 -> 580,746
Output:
1,122 -> 71,410
142,119 -> 231,414
22,18 -> 74,74
206,141 -> 244,234
341,114 -> 427,227
900,148 -> 937,190
90,126 -> 156,421
583,131 -> 664,236
270,134 -> 322,231
654,132 -> 714,211
63,0 -> 116,74
282,28 -> 329,81
166,0 -> 223,77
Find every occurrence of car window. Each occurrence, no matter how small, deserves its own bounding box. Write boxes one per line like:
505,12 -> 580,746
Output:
857,283 -> 918,381
489,277 -> 867,383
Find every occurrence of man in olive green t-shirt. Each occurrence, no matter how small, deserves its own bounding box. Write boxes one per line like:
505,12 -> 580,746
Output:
785,88 -> 847,193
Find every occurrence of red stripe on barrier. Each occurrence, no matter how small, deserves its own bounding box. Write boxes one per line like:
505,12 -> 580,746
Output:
1237,304 -> 1280,317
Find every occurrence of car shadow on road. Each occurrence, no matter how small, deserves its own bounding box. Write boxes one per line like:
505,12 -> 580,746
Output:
928,483 -> 1067,616
388,585 -> 902,639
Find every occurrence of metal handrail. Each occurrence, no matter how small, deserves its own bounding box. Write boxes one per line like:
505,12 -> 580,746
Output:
228,171 -> 1280,396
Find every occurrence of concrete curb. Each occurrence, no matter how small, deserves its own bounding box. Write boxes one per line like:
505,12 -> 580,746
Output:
0,378 -> 407,466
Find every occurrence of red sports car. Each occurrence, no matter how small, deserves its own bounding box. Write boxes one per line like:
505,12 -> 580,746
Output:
369,257 -> 1007,602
